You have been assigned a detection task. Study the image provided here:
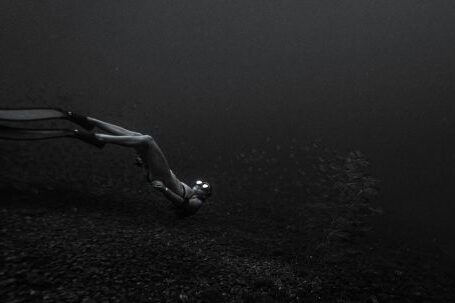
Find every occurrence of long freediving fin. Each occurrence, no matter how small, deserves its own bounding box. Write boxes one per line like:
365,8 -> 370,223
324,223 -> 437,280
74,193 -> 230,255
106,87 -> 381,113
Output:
0,108 -> 95,130
0,108 -> 66,121
0,124 -> 73,140
0,125 -> 105,149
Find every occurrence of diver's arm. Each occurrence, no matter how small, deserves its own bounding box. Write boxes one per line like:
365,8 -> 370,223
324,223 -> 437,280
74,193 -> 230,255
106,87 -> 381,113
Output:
151,180 -> 185,207
163,187 -> 185,207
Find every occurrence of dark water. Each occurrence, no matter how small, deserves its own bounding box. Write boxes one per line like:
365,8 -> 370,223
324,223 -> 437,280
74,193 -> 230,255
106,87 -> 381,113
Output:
1,1 -> 454,258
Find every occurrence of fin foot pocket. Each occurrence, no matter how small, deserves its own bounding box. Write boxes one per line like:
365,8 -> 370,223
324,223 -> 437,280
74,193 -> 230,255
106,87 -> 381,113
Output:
73,130 -> 105,148
66,112 -> 95,131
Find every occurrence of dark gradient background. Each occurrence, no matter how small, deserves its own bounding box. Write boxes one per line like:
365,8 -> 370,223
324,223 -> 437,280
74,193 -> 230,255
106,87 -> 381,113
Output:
1,2 -> 454,256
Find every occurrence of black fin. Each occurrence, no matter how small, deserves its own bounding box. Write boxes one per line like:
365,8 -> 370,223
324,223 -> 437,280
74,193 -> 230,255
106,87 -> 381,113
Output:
66,112 -> 95,131
0,108 -> 66,121
0,124 -> 73,140
73,130 -> 105,148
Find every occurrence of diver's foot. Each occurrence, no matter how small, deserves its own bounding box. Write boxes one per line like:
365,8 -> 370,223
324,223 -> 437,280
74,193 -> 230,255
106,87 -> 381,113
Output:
66,111 -> 95,131
73,129 -> 105,148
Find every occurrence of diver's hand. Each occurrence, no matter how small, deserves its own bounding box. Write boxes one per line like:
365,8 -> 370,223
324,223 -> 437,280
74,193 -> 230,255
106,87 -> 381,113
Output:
135,156 -> 144,167
151,180 -> 166,192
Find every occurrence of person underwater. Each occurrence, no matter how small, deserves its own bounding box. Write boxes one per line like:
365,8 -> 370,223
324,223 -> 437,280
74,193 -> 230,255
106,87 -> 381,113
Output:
0,108 -> 212,218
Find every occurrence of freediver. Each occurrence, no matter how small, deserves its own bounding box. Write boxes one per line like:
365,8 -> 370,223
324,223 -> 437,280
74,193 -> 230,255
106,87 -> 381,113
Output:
0,108 -> 212,217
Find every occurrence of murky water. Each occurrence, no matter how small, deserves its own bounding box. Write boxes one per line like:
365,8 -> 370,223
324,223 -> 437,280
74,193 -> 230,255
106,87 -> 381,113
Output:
1,1 -> 454,260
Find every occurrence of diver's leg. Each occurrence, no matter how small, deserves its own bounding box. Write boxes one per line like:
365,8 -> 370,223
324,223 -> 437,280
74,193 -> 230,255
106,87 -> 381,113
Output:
94,133 -> 150,147
73,129 -> 106,148
95,133 -> 179,192
65,111 -> 96,130
67,112 -> 143,135
86,117 -> 142,136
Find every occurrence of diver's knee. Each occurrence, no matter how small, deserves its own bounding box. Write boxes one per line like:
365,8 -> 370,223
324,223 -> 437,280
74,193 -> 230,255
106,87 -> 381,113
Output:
140,134 -> 154,145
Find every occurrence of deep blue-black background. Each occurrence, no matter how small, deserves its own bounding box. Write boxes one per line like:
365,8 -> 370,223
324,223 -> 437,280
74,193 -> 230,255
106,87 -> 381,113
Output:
1,1 -> 454,256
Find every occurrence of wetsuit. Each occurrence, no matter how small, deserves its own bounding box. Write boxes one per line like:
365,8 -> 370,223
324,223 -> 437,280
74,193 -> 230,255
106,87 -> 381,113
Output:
175,182 -> 198,217
163,181 -> 200,218
0,108 -> 200,216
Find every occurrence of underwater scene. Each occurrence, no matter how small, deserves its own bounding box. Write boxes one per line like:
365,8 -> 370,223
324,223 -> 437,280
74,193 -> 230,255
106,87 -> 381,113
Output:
1,1 -> 454,302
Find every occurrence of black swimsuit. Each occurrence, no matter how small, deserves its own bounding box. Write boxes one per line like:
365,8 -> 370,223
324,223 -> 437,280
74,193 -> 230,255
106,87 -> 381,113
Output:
173,182 -> 198,218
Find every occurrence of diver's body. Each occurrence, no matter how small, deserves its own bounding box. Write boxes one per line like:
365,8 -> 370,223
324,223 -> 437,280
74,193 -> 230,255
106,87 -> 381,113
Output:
0,108 -> 212,217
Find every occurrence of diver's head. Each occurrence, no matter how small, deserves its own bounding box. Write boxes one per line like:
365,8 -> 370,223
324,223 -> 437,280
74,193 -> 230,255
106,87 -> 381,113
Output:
192,179 -> 212,200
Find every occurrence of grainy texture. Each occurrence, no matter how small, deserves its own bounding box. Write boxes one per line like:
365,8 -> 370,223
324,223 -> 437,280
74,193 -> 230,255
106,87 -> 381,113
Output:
1,142 -> 453,302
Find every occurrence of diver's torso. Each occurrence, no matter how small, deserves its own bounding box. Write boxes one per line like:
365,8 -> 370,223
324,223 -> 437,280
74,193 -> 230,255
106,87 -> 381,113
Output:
141,164 -> 199,217
180,182 -> 194,200
175,181 -> 199,217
